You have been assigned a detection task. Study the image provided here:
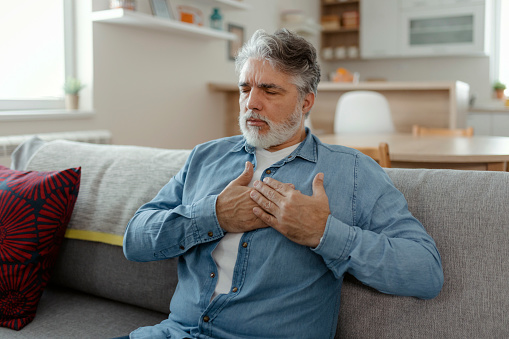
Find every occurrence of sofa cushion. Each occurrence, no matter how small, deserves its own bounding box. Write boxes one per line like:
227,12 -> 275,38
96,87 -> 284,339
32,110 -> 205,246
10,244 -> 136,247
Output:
0,166 -> 81,330
0,285 -> 168,339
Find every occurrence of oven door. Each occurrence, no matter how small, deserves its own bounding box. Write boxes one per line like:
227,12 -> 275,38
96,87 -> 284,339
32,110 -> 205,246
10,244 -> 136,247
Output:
400,4 -> 487,56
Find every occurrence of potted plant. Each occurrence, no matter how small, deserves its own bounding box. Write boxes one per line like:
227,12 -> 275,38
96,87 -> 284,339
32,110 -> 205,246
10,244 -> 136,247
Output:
493,80 -> 506,100
63,77 -> 85,110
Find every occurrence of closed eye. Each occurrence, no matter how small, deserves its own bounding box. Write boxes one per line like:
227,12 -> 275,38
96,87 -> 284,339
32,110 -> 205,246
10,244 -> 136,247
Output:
259,83 -> 285,95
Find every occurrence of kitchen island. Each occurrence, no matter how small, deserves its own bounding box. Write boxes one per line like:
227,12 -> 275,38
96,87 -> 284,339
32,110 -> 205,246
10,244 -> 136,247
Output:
209,81 -> 470,137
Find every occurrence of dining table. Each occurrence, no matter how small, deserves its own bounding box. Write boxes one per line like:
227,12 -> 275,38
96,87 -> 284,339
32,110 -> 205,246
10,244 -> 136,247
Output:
319,133 -> 509,171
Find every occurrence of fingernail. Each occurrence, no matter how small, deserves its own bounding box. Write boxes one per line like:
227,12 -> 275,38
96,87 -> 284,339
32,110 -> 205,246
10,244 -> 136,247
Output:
253,180 -> 260,187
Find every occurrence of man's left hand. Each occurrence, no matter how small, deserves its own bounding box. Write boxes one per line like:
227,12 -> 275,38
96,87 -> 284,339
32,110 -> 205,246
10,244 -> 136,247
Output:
250,173 -> 330,248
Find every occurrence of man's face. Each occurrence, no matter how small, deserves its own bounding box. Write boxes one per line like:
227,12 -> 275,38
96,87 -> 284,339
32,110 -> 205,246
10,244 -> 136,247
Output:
238,58 -> 313,151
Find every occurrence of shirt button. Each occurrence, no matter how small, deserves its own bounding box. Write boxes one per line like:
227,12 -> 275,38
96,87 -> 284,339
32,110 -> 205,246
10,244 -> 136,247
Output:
242,242 -> 248,248
179,245 -> 185,250
203,316 -> 210,322
208,231 -> 213,237
232,287 -> 238,293
210,272 -> 215,278
265,169 -> 271,174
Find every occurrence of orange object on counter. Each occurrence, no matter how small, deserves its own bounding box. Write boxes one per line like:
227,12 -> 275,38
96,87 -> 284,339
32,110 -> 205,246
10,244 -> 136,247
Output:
332,68 -> 354,82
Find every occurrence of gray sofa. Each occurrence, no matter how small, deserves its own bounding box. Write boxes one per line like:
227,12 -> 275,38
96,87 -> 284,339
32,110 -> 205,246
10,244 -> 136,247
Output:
1,138 -> 508,338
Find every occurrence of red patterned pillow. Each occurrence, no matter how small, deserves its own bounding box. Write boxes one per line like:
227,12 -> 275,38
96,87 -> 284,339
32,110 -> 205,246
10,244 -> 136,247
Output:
0,165 -> 81,330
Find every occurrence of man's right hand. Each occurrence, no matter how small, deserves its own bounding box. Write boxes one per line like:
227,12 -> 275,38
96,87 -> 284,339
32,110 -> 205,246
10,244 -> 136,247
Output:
216,161 -> 268,233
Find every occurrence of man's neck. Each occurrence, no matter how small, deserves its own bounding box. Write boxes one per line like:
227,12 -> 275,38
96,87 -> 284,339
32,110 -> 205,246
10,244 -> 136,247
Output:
265,128 -> 307,152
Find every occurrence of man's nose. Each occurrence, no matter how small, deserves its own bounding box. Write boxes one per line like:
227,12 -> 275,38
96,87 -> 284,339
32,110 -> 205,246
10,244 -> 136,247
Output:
246,89 -> 262,111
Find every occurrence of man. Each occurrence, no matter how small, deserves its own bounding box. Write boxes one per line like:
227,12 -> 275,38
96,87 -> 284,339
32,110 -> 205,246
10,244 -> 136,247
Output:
123,29 -> 443,339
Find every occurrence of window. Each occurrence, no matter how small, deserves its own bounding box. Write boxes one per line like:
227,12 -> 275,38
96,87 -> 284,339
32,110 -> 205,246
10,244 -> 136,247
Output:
0,0 -> 74,111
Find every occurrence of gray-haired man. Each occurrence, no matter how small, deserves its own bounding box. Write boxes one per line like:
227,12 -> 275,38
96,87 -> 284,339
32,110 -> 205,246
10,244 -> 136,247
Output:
123,29 -> 443,339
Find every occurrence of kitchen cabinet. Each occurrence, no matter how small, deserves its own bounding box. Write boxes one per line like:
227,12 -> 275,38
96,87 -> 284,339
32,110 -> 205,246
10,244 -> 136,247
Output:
467,113 -> 491,135
320,0 -> 361,61
467,112 -> 509,136
360,0 -> 490,58
400,2 -> 488,56
492,114 -> 509,136
360,0 -> 399,58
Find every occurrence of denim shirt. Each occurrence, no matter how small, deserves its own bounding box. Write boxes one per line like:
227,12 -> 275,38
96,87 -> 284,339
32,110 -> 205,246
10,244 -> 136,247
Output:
124,131 -> 443,339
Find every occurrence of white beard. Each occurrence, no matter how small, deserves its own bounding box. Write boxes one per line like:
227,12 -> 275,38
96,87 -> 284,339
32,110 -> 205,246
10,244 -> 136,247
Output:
238,105 -> 303,150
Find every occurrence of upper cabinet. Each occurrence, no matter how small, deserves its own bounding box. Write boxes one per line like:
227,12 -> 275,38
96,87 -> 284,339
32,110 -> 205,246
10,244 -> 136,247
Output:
360,0 -> 400,58
361,0 -> 490,59
399,0 -> 488,57
320,0 -> 361,61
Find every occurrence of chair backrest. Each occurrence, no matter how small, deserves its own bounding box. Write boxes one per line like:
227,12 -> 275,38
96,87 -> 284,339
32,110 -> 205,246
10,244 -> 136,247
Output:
334,91 -> 396,134
304,117 -> 314,133
350,142 -> 392,168
412,125 -> 474,137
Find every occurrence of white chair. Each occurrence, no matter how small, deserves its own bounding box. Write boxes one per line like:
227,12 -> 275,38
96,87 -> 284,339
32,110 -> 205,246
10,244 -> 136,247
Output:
304,117 -> 314,133
334,91 -> 396,134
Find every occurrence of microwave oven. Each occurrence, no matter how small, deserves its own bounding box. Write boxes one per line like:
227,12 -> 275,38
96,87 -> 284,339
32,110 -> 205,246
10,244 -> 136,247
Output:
399,0 -> 490,56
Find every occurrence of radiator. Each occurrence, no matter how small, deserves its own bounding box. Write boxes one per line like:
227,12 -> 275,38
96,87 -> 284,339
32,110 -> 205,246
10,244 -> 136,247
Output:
0,130 -> 112,158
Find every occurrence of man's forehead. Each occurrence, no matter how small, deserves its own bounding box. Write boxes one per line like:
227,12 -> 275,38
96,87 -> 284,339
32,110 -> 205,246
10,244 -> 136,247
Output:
239,60 -> 294,90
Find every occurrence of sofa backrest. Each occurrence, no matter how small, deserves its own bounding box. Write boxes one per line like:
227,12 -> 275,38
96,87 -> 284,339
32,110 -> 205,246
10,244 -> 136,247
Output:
336,168 -> 509,338
13,138 -> 509,337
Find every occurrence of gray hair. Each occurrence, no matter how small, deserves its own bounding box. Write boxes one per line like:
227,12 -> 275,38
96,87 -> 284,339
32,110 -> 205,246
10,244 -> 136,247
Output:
235,29 -> 321,101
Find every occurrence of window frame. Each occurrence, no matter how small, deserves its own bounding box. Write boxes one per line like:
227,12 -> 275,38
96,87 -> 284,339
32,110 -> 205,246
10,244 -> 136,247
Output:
0,0 -> 75,112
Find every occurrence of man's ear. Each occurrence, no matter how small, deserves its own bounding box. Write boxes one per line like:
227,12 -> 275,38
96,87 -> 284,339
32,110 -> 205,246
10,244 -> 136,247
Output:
301,92 -> 315,115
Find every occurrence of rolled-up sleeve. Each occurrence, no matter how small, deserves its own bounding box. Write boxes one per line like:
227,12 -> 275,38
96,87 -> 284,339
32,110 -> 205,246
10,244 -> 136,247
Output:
313,155 -> 444,299
123,157 -> 223,262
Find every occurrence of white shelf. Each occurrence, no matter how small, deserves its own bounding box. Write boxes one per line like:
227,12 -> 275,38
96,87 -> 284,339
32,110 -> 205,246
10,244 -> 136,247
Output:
92,9 -> 237,41
194,0 -> 252,10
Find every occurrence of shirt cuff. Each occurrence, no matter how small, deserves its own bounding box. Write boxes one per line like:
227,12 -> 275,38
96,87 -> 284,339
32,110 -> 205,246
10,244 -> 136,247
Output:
191,194 -> 224,243
312,214 -> 354,265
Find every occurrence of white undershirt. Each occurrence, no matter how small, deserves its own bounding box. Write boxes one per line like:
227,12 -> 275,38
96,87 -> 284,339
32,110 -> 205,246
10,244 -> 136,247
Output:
211,144 -> 300,300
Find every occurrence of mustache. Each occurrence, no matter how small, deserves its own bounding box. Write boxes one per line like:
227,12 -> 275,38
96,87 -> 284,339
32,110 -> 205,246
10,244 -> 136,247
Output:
242,110 -> 270,124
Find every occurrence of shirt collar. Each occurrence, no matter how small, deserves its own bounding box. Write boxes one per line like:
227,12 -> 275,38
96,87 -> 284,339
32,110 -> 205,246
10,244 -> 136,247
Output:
231,127 -> 318,163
